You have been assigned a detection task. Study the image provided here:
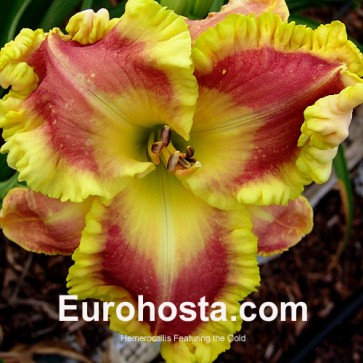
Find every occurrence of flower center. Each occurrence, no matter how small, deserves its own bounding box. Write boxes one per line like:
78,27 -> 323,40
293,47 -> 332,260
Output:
148,125 -> 201,175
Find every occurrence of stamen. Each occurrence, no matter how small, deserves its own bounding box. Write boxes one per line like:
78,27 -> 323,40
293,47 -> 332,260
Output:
185,146 -> 194,159
147,132 -> 161,165
178,157 -> 191,169
148,125 -> 201,174
151,141 -> 163,155
160,125 -> 171,147
167,151 -> 180,173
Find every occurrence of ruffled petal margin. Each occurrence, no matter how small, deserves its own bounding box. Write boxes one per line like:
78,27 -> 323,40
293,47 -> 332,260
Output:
248,196 -> 313,256
180,12 -> 363,210
0,187 -> 92,255
0,0 -> 197,202
187,0 -> 289,39
67,167 -> 259,362
297,81 -> 363,183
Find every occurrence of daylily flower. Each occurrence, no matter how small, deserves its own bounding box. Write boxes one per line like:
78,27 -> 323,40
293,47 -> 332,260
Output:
1,0 -> 363,362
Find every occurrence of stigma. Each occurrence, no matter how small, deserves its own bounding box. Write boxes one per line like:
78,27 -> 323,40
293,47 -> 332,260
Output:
148,125 -> 201,175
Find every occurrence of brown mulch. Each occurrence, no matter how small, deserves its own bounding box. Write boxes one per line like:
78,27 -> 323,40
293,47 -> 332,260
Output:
0,239 -> 111,362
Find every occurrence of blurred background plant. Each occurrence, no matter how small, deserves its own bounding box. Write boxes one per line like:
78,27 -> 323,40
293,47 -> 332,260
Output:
0,0 -> 362,362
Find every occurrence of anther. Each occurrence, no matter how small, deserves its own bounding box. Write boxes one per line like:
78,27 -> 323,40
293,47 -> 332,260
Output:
185,146 -> 194,159
178,157 -> 191,169
167,151 -> 180,173
151,141 -> 163,155
160,125 -> 171,147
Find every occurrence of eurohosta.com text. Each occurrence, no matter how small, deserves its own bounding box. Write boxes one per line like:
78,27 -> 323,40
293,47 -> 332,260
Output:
59,295 -> 307,323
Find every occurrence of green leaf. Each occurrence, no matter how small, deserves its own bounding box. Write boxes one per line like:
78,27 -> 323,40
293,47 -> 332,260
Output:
191,0 -> 216,18
0,154 -> 14,182
0,0 -> 32,46
39,0 -> 83,31
0,173 -> 22,207
93,0 -> 113,8
15,0 -> 55,31
160,0 -> 191,16
330,144 -> 354,267
87,0 -> 126,13
160,0 -> 217,18
209,0 -> 224,12
81,0 -> 94,11
108,2 -> 127,18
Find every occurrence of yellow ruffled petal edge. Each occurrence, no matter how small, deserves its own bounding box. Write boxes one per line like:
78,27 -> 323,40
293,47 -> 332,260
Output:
187,0 -> 289,40
236,79 -> 363,203
297,80 -> 363,184
0,12 -> 128,203
0,7 -> 117,91
0,29 -> 46,95
66,8 -> 119,45
248,196 -> 313,256
193,13 -> 363,78
0,0 -> 197,203
184,12 -> 363,208
0,9 -> 116,92
67,169 -> 260,363
0,187 -> 93,255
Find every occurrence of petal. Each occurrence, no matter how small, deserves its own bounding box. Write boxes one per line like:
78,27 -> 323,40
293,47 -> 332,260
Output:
0,187 -> 92,255
180,13 -> 363,209
0,0 -> 197,202
0,29 -> 46,95
248,196 -> 313,256
65,8 -> 119,45
187,0 -> 289,39
297,81 -> 363,183
67,167 -> 259,362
